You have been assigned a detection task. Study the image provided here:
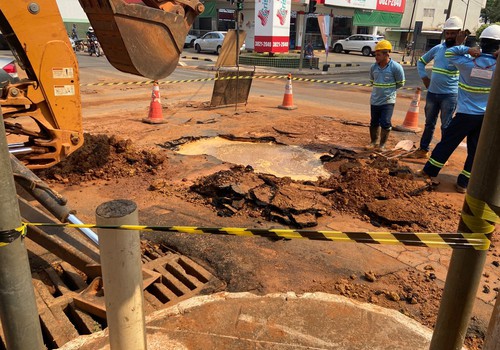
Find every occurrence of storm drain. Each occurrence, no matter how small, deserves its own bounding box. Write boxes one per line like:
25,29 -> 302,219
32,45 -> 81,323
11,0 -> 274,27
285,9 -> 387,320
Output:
0,249 -> 218,350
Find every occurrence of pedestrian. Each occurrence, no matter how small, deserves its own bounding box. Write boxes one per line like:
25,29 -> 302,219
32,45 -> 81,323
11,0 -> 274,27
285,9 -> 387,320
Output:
305,41 -> 314,69
419,25 -> 500,193
368,40 -> 405,149
410,16 -> 464,159
71,23 -> 79,41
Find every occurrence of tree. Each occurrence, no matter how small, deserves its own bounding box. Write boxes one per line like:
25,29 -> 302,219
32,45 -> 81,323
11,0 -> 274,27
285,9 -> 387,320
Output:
476,22 -> 500,38
481,0 -> 500,23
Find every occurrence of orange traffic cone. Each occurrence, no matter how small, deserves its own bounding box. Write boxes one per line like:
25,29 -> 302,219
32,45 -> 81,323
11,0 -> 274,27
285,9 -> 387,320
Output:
278,73 -> 297,110
394,87 -> 422,132
142,81 -> 165,124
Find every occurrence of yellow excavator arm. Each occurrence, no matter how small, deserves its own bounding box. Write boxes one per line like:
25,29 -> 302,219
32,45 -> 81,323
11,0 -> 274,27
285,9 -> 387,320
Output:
0,0 -> 203,168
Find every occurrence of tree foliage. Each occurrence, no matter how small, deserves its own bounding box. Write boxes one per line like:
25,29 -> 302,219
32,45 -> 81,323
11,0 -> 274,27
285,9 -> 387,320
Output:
481,0 -> 500,23
476,22 -> 500,38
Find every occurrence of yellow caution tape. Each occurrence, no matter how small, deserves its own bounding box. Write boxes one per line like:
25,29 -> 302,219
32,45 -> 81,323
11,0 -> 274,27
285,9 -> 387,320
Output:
0,224 -> 27,247
80,75 -> 416,90
461,194 -> 499,235
23,222 -> 491,250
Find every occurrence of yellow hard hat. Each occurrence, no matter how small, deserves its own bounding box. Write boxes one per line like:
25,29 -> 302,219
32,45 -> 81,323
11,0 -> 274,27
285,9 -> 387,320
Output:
375,40 -> 392,52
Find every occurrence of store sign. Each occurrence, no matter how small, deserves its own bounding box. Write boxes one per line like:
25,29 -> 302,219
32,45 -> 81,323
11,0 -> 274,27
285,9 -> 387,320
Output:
376,0 -> 405,13
254,0 -> 292,53
324,0 -> 376,9
324,0 -> 404,13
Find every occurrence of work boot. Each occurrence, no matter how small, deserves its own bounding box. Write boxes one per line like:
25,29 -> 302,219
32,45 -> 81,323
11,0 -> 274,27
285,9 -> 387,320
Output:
378,128 -> 391,150
366,126 -> 380,149
407,148 -> 429,159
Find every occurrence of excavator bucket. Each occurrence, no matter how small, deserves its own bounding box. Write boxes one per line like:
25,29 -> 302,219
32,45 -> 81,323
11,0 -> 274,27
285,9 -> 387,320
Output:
78,0 -> 204,80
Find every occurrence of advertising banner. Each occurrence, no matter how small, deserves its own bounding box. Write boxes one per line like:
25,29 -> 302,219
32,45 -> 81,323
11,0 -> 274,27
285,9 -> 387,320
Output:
376,0 -> 406,13
317,15 -> 330,52
323,0 -> 376,9
254,0 -> 292,53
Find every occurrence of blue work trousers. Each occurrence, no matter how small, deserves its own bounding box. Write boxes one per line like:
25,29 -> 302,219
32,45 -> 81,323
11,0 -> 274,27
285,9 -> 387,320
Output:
420,92 -> 457,151
423,113 -> 484,188
370,104 -> 395,130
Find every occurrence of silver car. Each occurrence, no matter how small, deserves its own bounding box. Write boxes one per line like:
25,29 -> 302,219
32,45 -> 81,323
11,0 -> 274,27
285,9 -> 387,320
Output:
0,56 -> 18,83
332,35 -> 384,56
194,31 -> 226,54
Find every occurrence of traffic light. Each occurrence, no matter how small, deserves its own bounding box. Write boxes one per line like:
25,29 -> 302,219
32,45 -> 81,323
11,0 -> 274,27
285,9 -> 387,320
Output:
236,0 -> 244,11
308,0 -> 317,13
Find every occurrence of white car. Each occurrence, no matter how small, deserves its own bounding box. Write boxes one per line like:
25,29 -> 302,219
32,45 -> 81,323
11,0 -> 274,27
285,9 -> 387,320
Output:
332,35 -> 385,56
184,34 -> 197,48
194,31 -> 226,54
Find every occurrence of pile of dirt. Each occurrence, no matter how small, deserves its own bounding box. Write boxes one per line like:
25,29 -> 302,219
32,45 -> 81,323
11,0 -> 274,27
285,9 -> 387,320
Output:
36,134 -> 166,184
189,158 -> 459,232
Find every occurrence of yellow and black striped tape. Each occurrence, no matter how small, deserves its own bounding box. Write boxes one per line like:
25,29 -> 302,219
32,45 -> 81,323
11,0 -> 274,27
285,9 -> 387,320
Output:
23,222 -> 491,250
81,75 -> 415,91
461,194 -> 499,235
0,225 -> 27,247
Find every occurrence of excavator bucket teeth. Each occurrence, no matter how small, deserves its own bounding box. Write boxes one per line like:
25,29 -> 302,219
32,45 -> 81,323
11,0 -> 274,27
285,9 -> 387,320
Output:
78,0 -> 202,80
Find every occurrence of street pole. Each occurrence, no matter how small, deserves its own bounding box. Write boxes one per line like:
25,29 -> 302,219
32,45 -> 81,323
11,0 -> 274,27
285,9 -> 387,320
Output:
463,0 -> 470,30
402,0 -> 417,62
0,110 -> 44,350
298,5 -> 307,71
446,0 -> 454,20
429,45 -> 500,350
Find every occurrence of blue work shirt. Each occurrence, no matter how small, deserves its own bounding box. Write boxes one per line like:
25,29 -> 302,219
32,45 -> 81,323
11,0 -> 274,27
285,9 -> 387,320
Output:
417,43 -> 459,94
369,59 -> 405,106
445,45 -> 497,115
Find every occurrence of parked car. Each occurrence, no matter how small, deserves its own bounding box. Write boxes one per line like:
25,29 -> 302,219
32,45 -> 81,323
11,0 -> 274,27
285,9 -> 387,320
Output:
194,31 -> 226,54
184,33 -> 197,48
0,56 -> 18,83
332,35 -> 385,56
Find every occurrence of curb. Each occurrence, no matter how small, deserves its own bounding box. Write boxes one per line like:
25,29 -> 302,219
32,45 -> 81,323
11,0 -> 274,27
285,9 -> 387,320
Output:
181,55 -> 214,62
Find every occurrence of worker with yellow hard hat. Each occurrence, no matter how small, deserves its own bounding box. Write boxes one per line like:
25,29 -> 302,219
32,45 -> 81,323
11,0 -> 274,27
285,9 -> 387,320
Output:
368,39 -> 405,149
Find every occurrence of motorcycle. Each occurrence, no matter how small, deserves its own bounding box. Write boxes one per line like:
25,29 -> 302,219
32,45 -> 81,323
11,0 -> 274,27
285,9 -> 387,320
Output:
88,38 -> 102,57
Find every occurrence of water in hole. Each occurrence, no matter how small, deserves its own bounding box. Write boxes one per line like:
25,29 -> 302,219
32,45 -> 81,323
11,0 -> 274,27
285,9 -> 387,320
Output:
177,137 -> 329,181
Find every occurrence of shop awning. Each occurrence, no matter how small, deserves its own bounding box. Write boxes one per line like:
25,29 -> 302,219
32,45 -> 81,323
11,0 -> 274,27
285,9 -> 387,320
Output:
200,0 -> 217,17
353,10 -> 402,27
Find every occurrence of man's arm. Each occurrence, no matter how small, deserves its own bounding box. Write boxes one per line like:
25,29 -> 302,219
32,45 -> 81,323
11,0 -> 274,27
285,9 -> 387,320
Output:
395,64 -> 405,89
445,45 -> 473,69
417,45 -> 437,88
369,65 -> 374,85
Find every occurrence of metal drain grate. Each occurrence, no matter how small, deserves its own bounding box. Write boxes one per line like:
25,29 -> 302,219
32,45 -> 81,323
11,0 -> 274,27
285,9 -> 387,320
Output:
0,249 -> 219,349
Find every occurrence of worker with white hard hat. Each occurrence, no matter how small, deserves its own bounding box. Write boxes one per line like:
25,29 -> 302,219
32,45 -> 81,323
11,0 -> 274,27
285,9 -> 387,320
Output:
420,24 -> 500,193
411,16 -> 464,159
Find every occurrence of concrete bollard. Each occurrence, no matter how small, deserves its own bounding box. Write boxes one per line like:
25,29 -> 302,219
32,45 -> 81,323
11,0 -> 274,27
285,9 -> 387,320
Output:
96,200 -> 146,350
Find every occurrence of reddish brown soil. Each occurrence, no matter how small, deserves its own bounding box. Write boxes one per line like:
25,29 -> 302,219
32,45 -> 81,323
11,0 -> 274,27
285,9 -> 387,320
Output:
29,84 -> 498,349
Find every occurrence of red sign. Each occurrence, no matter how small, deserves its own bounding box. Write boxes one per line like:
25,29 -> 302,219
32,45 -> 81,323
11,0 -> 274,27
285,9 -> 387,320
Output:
254,36 -> 289,53
376,0 -> 406,13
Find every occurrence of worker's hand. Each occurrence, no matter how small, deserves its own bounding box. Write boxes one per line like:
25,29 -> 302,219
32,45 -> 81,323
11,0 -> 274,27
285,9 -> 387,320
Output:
422,76 -> 430,89
494,49 -> 500,59
455,30 -> 470,45
468,47 -> 481,58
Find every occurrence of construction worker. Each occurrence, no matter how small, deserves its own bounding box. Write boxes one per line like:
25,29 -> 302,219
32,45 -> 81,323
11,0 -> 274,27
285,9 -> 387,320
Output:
420,24 -> 500,193
411,16 -> 463,159
368,40 -> 405,149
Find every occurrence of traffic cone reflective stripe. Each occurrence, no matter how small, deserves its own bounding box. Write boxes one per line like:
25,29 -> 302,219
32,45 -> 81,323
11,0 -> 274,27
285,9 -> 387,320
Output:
142,81 -> 166,124
278,73 -> 297,110
394,87 -> 421,132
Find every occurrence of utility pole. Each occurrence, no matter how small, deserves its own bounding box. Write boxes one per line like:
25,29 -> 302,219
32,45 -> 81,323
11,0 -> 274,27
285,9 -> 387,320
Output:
446,0 -> 454,19
298,4 -> 308,71
402,0 -> 417,62
0,111 -> 44,350
429,44 -> 500,350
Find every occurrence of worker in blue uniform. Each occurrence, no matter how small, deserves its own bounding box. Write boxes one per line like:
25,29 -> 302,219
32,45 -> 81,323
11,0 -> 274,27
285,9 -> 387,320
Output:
420,25 -> 500,193
411,16 -> 464,159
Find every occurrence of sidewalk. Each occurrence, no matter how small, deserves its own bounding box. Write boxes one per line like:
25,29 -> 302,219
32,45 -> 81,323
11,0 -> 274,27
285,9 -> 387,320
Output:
60,292 -> 456,350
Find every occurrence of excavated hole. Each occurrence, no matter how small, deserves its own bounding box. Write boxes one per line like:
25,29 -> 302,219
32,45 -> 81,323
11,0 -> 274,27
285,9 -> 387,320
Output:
177,136 -> 330,181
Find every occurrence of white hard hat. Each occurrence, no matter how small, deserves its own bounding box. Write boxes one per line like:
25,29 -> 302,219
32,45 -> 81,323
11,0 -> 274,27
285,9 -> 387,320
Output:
88,26 -> 94,32
480,24 -> 500,40
443,16 -> 463,30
